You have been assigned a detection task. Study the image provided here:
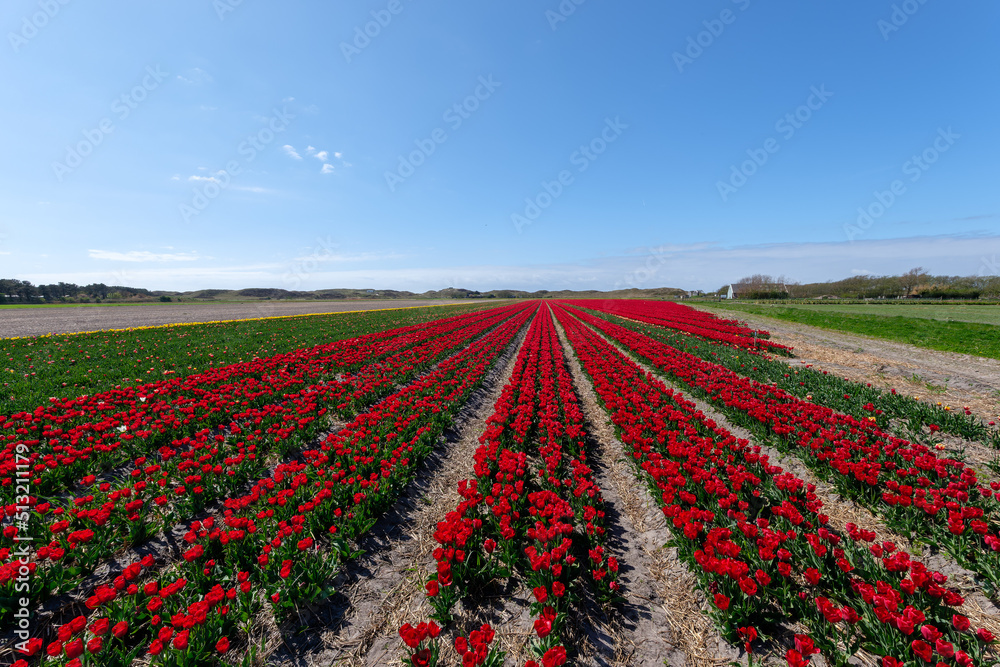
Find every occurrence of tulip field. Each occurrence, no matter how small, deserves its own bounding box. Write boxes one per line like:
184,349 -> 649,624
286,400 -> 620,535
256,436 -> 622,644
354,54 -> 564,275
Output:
2,300 -> 999,667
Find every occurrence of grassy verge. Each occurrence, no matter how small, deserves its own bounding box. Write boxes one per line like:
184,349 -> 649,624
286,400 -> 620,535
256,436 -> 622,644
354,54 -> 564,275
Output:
700,302 -> 1000,361
1,301 -> 502,413
693,301 -> 1000,325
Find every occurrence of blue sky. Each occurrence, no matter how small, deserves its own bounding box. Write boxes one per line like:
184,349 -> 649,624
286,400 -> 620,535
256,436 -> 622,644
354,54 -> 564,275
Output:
1,0 -> 998,292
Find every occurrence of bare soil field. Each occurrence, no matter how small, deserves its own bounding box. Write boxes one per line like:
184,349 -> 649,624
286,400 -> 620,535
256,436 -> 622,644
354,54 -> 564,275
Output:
0,300 -> 468,338
693,304 -> 1000,426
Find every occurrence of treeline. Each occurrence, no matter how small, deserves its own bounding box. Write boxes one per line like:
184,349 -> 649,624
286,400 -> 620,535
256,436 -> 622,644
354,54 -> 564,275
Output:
0,279 -> 154,304
725,268 -> 1000,300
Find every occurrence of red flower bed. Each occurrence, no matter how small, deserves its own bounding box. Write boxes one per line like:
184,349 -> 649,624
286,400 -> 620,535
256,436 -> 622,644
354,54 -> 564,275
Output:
0,305 -> 528,624
554,304 -> 991,666
563,299 -> 791,355
5,304 -> 532,663
566,304 -> 1000,593
0,306 -> 511,501
405,304 -> 615,665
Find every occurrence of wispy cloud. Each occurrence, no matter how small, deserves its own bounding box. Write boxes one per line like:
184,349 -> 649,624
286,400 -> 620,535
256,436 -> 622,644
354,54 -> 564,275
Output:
23,234 -> 995,293
176,67 -> 213,85
291,250 -> 405,263
285,145 -> 344,173
88,250 -> 203,263
185,170 -> 272,190
951,214 -> 996,222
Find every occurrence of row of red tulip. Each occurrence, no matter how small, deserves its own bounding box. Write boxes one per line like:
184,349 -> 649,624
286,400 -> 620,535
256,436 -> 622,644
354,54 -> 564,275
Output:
553,304 -> 992,667
0,306 -> 515,503
15,305 -> 534,666
562,299 -> 790,355
589,307 -> 995,447
404,304 -> 618,667
567,305 -> 1000,593
0,305 -> 528,628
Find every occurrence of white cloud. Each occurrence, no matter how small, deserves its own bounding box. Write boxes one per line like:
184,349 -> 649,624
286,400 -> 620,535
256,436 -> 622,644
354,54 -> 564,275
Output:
282,145 -> 302,160
18,234 -> 996,293
292,250 -> 404,263
0,251 -> 10,255
88,250 -> 203,263
320,163 -> 335,174
314,150 -> 329,162
176,68 -> 213,85
188,175 -> 220,183
306,146 -> 316,154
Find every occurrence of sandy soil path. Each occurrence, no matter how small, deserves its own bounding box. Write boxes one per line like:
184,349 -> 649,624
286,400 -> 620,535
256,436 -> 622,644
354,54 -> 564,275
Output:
0,300 -> 471,338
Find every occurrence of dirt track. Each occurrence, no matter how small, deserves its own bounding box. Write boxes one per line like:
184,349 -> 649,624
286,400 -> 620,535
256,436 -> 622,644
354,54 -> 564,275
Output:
0,300 -> 469,338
